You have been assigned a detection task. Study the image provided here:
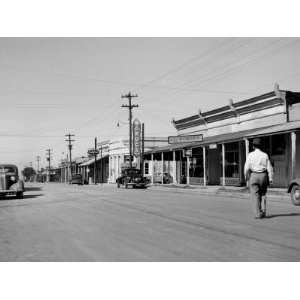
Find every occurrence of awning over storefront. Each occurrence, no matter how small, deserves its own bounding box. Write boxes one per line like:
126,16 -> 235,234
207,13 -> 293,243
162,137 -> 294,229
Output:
145,120 -> 300,154
245,120 -> 300,138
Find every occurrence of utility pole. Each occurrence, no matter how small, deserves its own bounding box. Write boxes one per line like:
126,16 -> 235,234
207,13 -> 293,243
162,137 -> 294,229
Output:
100,145 -> 103,183
141,123 -> 145,177
46,149 -> 52,182
94,137 -> 97,185
65,133 -> 75,182
36,156 -> 41,173
121,92 -> 138,168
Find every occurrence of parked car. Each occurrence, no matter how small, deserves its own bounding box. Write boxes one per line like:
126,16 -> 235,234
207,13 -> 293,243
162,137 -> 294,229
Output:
116,168 -> 148,189
153,172 -> 173,184
0,164 -> 24,199
287,179 -> 300,206
70,173 -> 83,185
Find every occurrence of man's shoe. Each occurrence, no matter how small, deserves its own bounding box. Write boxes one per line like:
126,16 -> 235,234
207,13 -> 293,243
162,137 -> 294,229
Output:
261,212 -> 266,218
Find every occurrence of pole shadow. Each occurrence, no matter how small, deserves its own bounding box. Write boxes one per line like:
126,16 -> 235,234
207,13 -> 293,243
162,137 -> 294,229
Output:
265,212 -> 300,219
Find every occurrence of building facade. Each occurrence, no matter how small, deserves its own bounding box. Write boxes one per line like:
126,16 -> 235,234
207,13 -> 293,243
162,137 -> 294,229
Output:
144,85 -> 300,188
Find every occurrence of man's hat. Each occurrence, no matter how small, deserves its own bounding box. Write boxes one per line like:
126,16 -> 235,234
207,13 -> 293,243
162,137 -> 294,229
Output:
252,138 -> 262,147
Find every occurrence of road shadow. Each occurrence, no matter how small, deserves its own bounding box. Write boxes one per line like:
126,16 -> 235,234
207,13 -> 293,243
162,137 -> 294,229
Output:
25,186 -> 42,192
265,212 -> 300,219
0,193 -> 44,201
23,193 -> 44,199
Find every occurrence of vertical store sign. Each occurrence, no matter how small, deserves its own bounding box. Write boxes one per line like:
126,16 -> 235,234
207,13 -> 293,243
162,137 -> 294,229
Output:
133,118 -> 141,157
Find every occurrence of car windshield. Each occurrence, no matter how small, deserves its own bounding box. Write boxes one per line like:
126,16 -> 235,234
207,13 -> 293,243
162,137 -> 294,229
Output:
0,166 -> 16,173
124,169 -> 140,176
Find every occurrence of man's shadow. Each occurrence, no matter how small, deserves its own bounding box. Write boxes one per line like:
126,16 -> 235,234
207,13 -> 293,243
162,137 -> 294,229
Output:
265,212 -> 300,219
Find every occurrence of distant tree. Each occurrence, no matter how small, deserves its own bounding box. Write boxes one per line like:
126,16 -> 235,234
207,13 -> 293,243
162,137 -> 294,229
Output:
22,167 -> 36,181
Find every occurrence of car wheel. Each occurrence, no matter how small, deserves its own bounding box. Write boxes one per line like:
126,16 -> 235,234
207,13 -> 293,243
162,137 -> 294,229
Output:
16,192 -> 23,199
291,184 -> 300,206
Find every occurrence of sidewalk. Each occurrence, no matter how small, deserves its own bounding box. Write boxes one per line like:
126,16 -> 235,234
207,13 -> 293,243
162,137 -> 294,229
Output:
148,183 -> 290,202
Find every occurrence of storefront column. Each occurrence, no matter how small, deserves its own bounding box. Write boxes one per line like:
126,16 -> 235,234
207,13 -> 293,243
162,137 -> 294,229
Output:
291,131 -> 296,179
203,146 -> 207,186
244,138 -> 249,157
186,156 -> 190,185
151,153 -> 154,184
161,152 -> 164,184
172,151 -> 177,184
222,143 -> 226,186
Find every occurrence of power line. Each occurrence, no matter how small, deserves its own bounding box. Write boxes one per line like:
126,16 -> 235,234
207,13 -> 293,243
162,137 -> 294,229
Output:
140,38 -> 238,87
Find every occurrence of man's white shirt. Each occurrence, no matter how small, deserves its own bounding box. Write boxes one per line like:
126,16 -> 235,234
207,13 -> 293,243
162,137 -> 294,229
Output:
244,148 -> 273,181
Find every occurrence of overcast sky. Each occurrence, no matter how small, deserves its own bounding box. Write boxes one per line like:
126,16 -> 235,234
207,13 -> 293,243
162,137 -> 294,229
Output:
1,37 -> 300,170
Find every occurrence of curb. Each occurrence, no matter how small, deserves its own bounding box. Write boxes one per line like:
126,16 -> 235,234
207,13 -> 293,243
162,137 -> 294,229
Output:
147,185 -> 290,202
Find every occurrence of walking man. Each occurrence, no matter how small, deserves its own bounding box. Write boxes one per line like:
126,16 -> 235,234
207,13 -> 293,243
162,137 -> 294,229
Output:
244,138 -> 273,219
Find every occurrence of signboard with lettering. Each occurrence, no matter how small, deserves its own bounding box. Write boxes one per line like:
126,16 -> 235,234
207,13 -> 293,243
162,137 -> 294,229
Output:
87,149 -> 99,156
168,134 -> 203,144
133,118 -> 141,157
209,144 -> 217,149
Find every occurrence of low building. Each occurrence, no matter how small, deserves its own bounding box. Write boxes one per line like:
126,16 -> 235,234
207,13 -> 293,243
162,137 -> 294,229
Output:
143,84 -> 300,188
78,137 -> 168,184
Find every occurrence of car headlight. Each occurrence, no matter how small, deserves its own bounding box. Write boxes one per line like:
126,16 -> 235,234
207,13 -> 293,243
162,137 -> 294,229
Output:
10,176 -> 16,181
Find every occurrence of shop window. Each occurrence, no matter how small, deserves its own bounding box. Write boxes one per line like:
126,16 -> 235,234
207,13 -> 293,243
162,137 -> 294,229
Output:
189,157 -> 204,177
144,162 -> 149,175
225,142 -> 239,178
271,134 -> 285,156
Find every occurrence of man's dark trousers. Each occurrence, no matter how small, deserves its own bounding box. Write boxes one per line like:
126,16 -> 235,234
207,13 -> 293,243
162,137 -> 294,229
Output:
249,172 -> 268,218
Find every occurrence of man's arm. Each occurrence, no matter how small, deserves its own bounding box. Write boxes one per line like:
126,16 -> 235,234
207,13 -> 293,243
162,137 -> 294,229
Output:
266,155 -> 273,183
244,155 -> 251,181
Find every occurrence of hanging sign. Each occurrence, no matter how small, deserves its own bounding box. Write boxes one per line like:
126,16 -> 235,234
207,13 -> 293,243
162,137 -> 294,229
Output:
87,149 -> 99,156
183,149 -> 192,157
133,118 -> 141,157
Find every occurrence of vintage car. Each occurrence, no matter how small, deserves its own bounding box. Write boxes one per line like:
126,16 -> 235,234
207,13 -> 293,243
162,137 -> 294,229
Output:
116,168 -> 148,189
70,173 -> 83,185
287,179 -> 300,206
0,164 -> 24,199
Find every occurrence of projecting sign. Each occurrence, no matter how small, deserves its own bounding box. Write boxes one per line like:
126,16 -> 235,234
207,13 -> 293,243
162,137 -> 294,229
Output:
182,149 -> 192,157
168,134 -> 203,144
87,149 -> 99,156
209,144 -> 217,149
133,118 -> 141,157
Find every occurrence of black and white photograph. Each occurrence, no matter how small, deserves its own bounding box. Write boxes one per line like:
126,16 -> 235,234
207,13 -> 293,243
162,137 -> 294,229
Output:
1,1 -> 300,299
2,36 -> 300,262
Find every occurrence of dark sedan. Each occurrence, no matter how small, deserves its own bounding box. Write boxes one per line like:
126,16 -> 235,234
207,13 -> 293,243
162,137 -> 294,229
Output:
0,164 -> 24,199
116,168 -> 148,189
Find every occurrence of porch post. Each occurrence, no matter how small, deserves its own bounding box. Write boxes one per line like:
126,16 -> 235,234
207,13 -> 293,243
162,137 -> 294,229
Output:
161,152 -> 164,184
291,131 -> 296,179
222,143 -> 226,186
244,138 -> 249,157
173,151 -> 177,184
151,153 -> 154,184
186,156 -> 190,185
203,146 -> 207,186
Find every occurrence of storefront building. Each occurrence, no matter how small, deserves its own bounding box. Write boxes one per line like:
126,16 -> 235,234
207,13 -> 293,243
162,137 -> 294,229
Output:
77,137 -> 168,184
144,85 -> 300,188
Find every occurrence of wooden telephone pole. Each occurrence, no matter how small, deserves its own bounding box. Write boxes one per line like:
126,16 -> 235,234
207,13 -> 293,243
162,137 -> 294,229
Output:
121,92 -> 138,168
45,149 -> 52,182
65,133 -> 75,182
